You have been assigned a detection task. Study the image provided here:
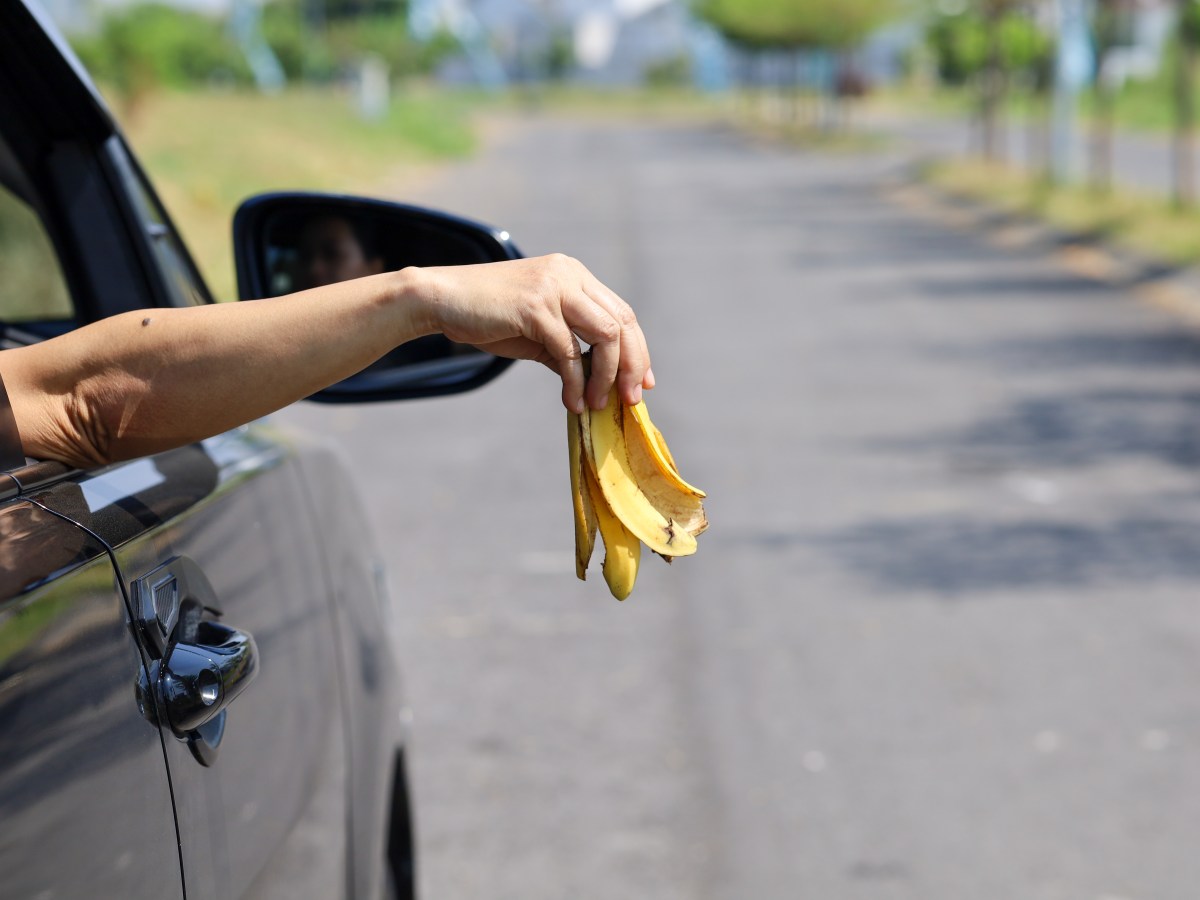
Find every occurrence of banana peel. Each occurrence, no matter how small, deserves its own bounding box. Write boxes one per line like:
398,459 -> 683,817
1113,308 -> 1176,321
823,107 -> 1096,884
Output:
567,409 -> 597,579
569,381 -> 707,600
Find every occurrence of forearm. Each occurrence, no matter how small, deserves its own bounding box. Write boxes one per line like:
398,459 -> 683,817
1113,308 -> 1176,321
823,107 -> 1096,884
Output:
0,268 -> 433,467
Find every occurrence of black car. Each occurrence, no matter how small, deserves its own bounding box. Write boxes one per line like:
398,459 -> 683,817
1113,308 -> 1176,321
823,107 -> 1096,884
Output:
0,3 -> 520,897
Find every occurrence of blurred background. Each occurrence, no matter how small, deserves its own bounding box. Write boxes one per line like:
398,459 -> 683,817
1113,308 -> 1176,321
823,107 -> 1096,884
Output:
42,0 -> 1200,897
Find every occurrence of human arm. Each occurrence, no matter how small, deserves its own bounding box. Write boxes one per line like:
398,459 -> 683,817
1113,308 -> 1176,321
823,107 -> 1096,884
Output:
0,254 -> 653,468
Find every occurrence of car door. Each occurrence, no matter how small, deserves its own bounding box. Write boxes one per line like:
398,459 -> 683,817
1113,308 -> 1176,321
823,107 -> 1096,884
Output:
79,432 -> 350,900
0,68 -> 186,895
0,479 -> 187,900
0,9 -> 353,892
96,134 -> 353,900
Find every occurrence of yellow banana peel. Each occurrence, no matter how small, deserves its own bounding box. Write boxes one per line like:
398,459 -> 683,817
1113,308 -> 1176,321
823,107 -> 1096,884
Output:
585,463 -> 640,600
569,381 -> 707,600
567,410 -> 598,580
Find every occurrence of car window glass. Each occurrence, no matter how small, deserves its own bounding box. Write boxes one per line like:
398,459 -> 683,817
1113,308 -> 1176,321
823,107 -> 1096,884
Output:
0,181 -> 73,323
117,151 -> 209,307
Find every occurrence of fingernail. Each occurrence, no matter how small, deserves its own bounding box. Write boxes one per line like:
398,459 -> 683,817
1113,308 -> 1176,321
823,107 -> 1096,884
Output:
593,391 -> 608,410
631,385 -> 643,404
573,395 -> 586,414
644,367 -> 656,389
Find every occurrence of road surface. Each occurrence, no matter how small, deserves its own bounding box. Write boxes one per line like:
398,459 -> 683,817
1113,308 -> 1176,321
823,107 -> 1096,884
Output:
278,114 -> 1200,900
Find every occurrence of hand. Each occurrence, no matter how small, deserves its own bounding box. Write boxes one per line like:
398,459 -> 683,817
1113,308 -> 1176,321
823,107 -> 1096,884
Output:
418,254 -> 654,413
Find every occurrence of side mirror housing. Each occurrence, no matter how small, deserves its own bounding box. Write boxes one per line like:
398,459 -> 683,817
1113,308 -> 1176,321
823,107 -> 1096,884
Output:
233,192 -> 521,403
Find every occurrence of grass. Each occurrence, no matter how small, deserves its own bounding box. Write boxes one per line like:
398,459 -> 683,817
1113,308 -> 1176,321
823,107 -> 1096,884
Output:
113,85 -> 478,300
925,157 -> 1200,266
873,80 -> 1189,137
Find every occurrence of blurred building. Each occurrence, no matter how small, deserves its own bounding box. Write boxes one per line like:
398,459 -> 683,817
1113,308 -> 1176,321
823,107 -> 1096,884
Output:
427,0 -> 726,87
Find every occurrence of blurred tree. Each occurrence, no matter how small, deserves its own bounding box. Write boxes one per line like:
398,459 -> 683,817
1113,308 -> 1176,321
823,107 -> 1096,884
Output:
262,0 -> 336,80
927,9 -> 988,85
926,2 -> 1054,163
696,0 -> 898,52
1090,0 -> 1135,193
1012,4 -> 1055,178
260,0 -> 456,82
695,0 -> 901,127
72,4 -> 252,113
320,0 -> 408,21
644,54 -> 693,88
1174,0 -> 1200,207
543,28 -> 575,82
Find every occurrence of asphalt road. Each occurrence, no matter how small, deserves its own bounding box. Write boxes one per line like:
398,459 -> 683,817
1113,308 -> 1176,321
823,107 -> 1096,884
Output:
278,115 -> 1200,900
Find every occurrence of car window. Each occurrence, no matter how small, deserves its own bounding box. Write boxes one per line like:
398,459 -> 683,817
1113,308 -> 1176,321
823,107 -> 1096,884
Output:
0,180 -> 73,324
112,146 -> 210,307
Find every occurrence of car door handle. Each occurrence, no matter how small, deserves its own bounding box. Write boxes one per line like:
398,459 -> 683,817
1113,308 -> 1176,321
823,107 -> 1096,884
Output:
158,620 -> 258,735
132,555 -> 260,767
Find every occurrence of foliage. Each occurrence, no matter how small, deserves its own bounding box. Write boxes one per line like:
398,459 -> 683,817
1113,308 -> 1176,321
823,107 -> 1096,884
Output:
694,0 -> 899,51
1181,0 -> 1200,49
643,55 -> 693,88
261,2 -> 459,81
72,0 -> 454,95
926,9 -> 1053,86
71,4 -> 252,97
543,30 -> 576,81
315,0 -> 408,19
260,4 -> 336,80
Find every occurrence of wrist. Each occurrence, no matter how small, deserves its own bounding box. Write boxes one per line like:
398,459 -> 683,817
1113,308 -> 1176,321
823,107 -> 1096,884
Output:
386,266 -> 442,339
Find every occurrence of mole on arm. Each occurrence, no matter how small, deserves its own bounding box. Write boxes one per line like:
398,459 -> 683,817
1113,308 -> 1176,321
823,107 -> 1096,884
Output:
141,318 -> 152,327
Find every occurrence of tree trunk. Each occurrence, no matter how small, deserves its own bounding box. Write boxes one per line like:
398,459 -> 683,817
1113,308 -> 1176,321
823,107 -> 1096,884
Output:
1090,1 -> 1117,195
980,6 -> 1006,162
1026,91 -> 1051,179
1091,69 -> 1115,193
1175,15 -> 1196,209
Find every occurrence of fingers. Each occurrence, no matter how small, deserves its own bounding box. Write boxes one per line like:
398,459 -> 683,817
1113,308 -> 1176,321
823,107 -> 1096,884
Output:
538,255 -> 651,411
581,281 -> 650,408
429,254 -> 652,414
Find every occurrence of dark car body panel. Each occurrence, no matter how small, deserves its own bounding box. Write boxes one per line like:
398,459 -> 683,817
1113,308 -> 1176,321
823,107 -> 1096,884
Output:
88,433 -> 356,899
0,3 -> 421,898
0,491 -> 184,899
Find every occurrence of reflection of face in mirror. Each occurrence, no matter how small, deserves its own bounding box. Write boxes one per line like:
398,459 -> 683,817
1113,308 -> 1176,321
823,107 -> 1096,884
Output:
254,203 -> 507,397
295,215 -> 385,290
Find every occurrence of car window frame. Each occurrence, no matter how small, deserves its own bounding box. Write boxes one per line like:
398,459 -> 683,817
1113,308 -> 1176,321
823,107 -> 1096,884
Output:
0,1 -> 215,344
104,139 -> 214,309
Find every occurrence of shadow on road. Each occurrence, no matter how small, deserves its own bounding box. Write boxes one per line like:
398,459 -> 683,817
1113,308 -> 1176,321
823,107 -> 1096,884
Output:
738,514 -> 1200,595
916,273 -> 1116,300
930,329 -> 1200,370
869,386 -> 1200,470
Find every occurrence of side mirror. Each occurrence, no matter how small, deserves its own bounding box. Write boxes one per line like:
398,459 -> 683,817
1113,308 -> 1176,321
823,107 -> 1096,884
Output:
233,192 -> 521,403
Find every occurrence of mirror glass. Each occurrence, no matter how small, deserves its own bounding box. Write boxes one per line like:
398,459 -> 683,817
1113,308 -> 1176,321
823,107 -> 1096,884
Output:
236,195 -> 519,401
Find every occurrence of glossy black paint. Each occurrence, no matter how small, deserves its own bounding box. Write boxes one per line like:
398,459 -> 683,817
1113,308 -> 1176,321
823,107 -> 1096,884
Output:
234,191 -> 520,402
131,554 -> 260,765
157,620 -> 258,733
0,492 -> 184,899
0,3 -> 468,898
